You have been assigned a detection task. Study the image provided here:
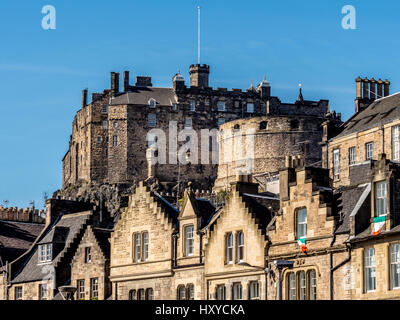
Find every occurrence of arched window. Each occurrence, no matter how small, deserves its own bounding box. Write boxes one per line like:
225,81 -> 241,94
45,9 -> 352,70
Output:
259,121 -> 267,130
133,233 -> 141,262
216,285 -> 226,300
142,232 -> 149,261
226,233 -> 234,264
177,285 -> 186,300
236,231 -> 244,263
287,273 -> 296,300
232,283 -> 242,300
145,288 -> 153,300
298,271 -> 306,300
308,270 -> 317,300
249,281 -> 259,300
129,290 -> 136,300
138,289 -> 145,300
187,284 -> 195,300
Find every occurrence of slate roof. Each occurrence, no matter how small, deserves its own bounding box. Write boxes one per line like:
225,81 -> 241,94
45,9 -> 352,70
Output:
154,192 -> 179,224
0,220 -> 44,266
92,228 -> 111,258
191,198 -> 216,228
334,92 -> 400,139
110,87 -> 177,106
11,212 -> 91,284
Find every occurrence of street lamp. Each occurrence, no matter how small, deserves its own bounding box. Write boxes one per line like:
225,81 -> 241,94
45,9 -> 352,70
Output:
274,259 -> 295,300
237,261 -> 269,300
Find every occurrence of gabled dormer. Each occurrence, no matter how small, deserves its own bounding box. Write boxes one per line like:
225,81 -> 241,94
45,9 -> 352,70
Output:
37,226 -> 69,265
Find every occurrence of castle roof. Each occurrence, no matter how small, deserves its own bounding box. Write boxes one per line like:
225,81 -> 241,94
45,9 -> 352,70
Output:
334,92 -> 400,139
110,87 -> 178,106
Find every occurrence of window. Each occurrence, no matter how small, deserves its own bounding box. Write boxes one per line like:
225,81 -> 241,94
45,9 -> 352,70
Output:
185,118 -> 192,128
102,120 -> 108,129
138,289 -> 145,300
85,247 -> 92,263
190,100 -> 196,112
226,233 -> 234,264
249,282 -> 259,300
184,225 -> 194,257
146,288 -> 154,300
236,231 -> 244,263
177,285 -> 186,300
172,103 -> 177,111
288,273 -> 296,300
113,121 -> 118,128
90,278 -> 99,299
259,121 -> 267,130
112,135 -> 118,147
102,105 -> 108,113
366,142 -> 373,160
129,290 -> 137,300
308,270 -> 317,300
364,248 -> 376,292
77,280 -> 85,300
187,284 -> 195,300
217,101 -> 226,112
390,244 -> 400,290
375,181 -> 387,217
216,285 -> 226,300
232,283 -> 242,300
134,233 -> 141,262
296,208 -> 307,239
96,136 -> 102,144
246,103 -> 254,113
333,149 -> 340,180
148,113 -> 157,127
349,147 -> 356,165
39,284 -> 47,300
290,119 -> 299,130
142,232 -> 149,261
217,118 -> 225,126
299,271 -> 306,300
15,287 -> 22,300
39,244 -> 52,263
149,99 -> 156,108
393,126 -> 400,161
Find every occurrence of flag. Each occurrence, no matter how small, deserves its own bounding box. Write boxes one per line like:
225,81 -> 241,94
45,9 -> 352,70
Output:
372,216 -> 386,236
297,238 -> 308,253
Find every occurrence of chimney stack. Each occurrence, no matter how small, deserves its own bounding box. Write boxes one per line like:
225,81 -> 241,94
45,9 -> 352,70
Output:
362,77 -> 369,99
384,79 -> 391,97
369,78 -> 376,101
377,79 -> 383,98
355,76 -> 362,99
82,88 -> 88,108
111,72 -> 119,94
123,71 -> 130,92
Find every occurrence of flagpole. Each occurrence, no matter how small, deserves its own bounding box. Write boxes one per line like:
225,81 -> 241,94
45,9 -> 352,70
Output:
198,6 -> 201,65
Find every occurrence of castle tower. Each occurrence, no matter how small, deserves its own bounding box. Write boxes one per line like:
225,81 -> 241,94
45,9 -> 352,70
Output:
189,64 -> 210,88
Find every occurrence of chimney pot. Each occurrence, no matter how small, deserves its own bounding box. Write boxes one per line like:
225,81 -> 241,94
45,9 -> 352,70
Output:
111,72 -> 120,94
123,71 -> 130,92
384,79 -> 391,97
82,88 -> 88,108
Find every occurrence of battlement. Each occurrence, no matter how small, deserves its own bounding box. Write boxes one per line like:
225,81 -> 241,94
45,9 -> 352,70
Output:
0,206 -> 45,224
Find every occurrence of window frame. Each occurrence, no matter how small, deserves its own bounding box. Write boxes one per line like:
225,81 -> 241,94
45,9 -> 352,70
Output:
366,142 -> 374,160
39,284 -> 47,301
112,135 -> 118,147
226,232 -> 234,264
392,125 -> 400,161
149,98 -> 157,108
308,270 -> 317,300
364,247 -> 376,293
236,231 -> 244,263
85,247 -> 92,263
90,278 -> 99,300
185,118 -> 192,129
375,180 -> 388,217
129,289 -> 137,300
187,284 -> 195,300
148,113 -> 157,128
189,100 -> 196,112
232,282 -> 243,300
217,101 -> 226,112
349,146 -> 356,165
146,288 -> 154,300
133,233 -> 141,262
296,208 -> 307,240
15,286 -> 23,300
249,281 -> 259,300
38,243 -> 52,263
298,271 -> 306,300
216,285 -> 226,300
287,272 -> 296,300
184,225 -> 194,257
246,103 -> 254,113
390,243 -> 400,290
142,231 -> 149,262
333,149 -> 340,180
177,285 -> 186,300
77,279 -> 85,300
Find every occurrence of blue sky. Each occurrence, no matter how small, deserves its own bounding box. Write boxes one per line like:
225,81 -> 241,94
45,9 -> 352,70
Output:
0,0 -> 399,209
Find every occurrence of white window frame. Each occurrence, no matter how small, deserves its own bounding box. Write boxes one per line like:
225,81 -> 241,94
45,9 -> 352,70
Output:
393,126 -> 400,161
15,286 -> 22,300
364,247 -> 376,293
366,142 -> 373,160
236,231 -> 244,263
143,232 -> 149,261
90,278 -> 99,299
349,146 -> 356,165
39,284 -> 47,300
112,135 -> 118,147
249,281 -> 259,300
288,273 -> 296,300
246,103 -> 254,113
232,283 -> 242,300
299,271 -> 306,300
226,233 -> 234,264
184,225 -> 194,257
39,244 -> 52,263
375,181 -> 387,217
102,120 -> 108,129
85,247 -> 92,263
296,208 -> 307,239
134,233 -> 141,262
217,101 -> 226,112
77,280 -> 85,300
390,244 -> 400,290
216,285 -> 226,300
333,149 -> 340,180
309,270 -> 317,300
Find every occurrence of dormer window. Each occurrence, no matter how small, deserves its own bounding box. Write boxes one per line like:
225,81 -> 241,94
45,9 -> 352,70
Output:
375,181 -> 387,217
38,244 -> 52,263
184,225 -> 194,257
149,99 -> 157,108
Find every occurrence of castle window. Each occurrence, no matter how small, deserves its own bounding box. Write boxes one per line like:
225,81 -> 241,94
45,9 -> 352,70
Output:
333,149 -> 340,180
184,225 -> 194,257
308,270 -> 317,300
146,288 -> 154,300
287,273 -> 296,300
246,103 -> 254,113
296,208 -> 307,240
232,283 -> 242,300
148,113 -> 157,127
142,232 -> 149,261
39,284 -> 47,300
349,147 -> 356,165
190,100 -> 196,112
226,233 -> 234,264
366,142 -> 373,160
375,181 -> 387,217
77,280 -> 85,300
236,231 -> 244,263
364,248 -> 376,292
112,135 -> 118,147
137,289 -> 145,300
390,244 -> 400,290
134,233 -> 141,262
187,284 -> 195,300
102,105 -> 108,113
249,281 -> 259,300
393,126 -> 400,161
149,98 -> 157,108
15,286 -> 22,300
102,120 -> 108,129
217,118 -> 225,126
217,101 -> 226,112
129,290 -> 137,300
259,121 -> 267,130
298,271 -> 306,300
90,278 -> 99,299
85,247 -> 92,263
97,136 -> 102,144
177,285 -> 186,300
185,118 -> 192,129
216,285 -> 226,300
38,244 -> 52,263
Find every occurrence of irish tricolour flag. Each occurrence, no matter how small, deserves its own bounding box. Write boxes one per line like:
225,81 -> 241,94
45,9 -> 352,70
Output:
297,238 -> 308,253
372,216 -> 386,236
